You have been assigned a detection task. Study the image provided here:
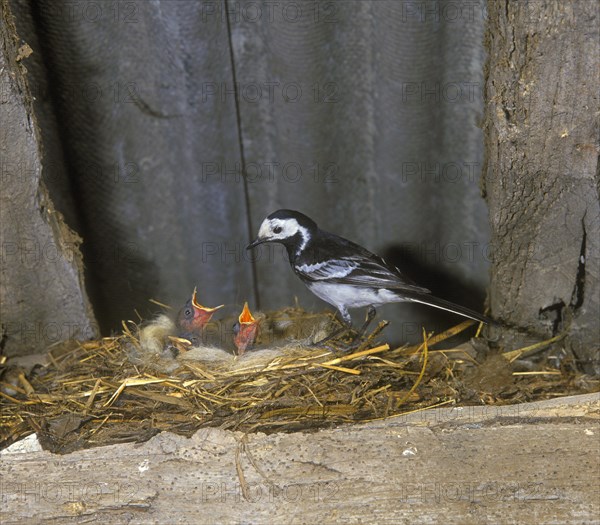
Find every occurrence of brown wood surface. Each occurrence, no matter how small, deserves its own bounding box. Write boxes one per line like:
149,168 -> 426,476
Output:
0,0 -> 97,357
484,0 -> 600,371
2,393 -> 598,524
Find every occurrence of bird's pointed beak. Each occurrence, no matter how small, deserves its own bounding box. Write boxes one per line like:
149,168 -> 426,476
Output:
233,302 -> 259,355
191,287 -> 224,316
247,237 -> 267,250
238,301 -> 256,324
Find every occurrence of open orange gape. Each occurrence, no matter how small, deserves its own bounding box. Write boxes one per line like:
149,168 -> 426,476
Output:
233,302 -> 259,356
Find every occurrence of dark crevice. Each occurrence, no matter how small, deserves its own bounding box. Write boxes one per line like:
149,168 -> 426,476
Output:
223,0 -> 260,310
539,300 -> 565,336
539,214 -> 587,335
0,325 -> 8,353
570,215 -> 586,311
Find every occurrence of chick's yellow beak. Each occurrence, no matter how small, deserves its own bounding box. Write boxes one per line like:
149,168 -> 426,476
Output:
192,287 -> 224,314
238,301 -> 256,324
234,302 -> 259,356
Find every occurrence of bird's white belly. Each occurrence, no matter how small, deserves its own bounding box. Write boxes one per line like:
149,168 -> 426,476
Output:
307,282 -> 400,310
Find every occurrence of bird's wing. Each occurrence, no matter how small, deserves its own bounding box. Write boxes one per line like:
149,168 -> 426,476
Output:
295,253 -> 430,294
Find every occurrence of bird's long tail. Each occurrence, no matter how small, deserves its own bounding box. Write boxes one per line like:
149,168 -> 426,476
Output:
401,291 -> 496,325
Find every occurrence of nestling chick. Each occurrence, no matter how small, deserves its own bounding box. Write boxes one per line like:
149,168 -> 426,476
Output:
265,307 -> 334,344
179,307 -> 335,371
137,288 -> 223,358
233,302 -> 260,355
176,287 -> 224,341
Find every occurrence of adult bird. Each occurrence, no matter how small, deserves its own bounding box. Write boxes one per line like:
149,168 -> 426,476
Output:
247,210 -> 494,334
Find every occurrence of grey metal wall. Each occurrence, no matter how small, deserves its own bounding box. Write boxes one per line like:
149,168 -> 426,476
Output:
11,0 -> 489,341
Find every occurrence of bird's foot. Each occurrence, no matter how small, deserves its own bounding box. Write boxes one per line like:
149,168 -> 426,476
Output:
357,306 -> 377,337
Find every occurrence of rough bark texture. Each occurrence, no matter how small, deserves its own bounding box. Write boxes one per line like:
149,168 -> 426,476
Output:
484,1 -> 600,371
1,393 -> 598,524
0,0 -> 97,357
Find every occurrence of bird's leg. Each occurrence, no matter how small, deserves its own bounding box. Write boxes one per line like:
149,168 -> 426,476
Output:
357,306 -> 377,337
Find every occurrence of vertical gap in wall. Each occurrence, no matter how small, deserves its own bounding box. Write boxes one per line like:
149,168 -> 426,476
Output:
224,0 -> 260,309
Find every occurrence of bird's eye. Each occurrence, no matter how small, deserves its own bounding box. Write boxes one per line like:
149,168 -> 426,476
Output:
273,226 -> 283,234
184,308 -> 193,318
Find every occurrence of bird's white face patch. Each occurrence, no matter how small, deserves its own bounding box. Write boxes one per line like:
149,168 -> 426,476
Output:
257,218 -> 309,250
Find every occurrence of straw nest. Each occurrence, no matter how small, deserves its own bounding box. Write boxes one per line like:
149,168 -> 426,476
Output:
1,307 -> 596,454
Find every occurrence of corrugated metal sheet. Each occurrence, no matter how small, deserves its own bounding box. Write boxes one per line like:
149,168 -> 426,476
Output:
11,0 -> 489,341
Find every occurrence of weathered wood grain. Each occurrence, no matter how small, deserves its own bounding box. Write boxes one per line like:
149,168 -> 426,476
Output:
0,1 -> 97,357
484,0 -> 600,371
2,393 -> 598,524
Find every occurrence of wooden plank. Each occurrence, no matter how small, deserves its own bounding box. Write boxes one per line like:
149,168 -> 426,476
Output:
1,393 -> 598,524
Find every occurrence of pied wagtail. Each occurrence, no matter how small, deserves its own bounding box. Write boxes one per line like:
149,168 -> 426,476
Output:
247,210 -> 494,330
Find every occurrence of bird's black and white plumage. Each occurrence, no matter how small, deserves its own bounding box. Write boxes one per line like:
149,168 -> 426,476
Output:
247,210 -> 493,326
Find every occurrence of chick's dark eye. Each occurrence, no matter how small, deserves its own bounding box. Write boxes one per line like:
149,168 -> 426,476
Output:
273,226 -> 283,234
184,308 -> 193,318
